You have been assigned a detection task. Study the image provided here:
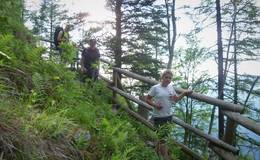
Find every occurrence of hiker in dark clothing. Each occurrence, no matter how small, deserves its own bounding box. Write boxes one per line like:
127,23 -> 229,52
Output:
80,39 -> 100,81
54,25 -> 70,49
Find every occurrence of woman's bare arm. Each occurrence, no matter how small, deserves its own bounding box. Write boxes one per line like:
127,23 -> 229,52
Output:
146,95 -> 162,110
171,90 -> 193,102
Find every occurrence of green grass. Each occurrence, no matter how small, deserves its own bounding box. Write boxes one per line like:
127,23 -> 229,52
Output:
0,30 -> 180,159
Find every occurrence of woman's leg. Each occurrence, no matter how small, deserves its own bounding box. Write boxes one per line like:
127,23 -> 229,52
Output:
154,116 -> 172,160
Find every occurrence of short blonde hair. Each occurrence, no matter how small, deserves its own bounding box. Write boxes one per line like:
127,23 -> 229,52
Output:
161,69 -> 173,78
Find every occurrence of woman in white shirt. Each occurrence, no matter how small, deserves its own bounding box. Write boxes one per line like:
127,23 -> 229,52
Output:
146,69 -> 192,126
146,69 -> 192,159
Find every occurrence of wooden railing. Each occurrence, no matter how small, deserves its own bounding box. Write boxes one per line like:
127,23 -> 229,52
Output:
39,38 -> 259,159
98,58 -> 260,160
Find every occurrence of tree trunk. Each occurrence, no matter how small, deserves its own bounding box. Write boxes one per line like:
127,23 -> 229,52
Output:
169,0 -> 176,69
188,99 -> 193,145
155,33 -> 158,60
225,0 -> 238,145
232,0 -> 238,105
115,0 -> 123,69
244,77 -> 259,106
184,97 -> 189,145
223,20 -> 234,83
165,0 -> 171,65
165,0 -> 176,69
215,0 -> 224,139
208,106 -> 216,135
21,0 -> 25,22
49,1 -> 53,57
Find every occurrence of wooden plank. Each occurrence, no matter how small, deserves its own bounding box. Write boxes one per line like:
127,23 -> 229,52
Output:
100,58 -> 113,66
39,38 -> 54,43
122,106 -> 155,130
174,141 -> 203,160
108,86 -> 153,111
223,111 -> 260,135
116,101 -> 204,160
99,74 -> 135,110
113,67 -> 244,113
99,69 -> 259,136
171,116 -> 239,154
99,75 -> 113,84
210,144 -> 237,160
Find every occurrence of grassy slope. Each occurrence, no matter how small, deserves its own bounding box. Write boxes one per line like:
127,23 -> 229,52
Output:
0,3 -> 180,157
0,60 -> 162,159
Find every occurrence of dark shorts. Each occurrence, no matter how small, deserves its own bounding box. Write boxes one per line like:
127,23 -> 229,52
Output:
153,115 -> 172,140
153,115 -> 172,127
81,69 -> 99,82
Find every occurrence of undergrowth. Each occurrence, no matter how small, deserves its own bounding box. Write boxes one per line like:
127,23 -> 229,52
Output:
0,33 -> 169,159
0,59 -> 162,159
0,11 -> 181,159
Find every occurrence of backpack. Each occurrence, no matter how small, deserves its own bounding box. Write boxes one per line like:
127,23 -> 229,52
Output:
53,26 -> 64,48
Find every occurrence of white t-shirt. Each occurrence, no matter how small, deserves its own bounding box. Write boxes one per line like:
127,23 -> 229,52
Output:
148,83 -> 177,117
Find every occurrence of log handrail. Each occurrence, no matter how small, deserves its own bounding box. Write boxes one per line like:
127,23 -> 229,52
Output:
111,67 -> 260,134
223,111 -> 260,135
108,86 -> 153,111
100,58 -> 244,113
113,67 -> 244,113
107,85 -> 239,153
99,60 -> 260,135
99,57 -> 260,159
111,97 -> 204,160
210,144 -> 237,160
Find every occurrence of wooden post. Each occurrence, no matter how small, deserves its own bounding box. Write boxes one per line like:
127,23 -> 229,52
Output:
99,74 -> 113,84
224,119 -> 237,145
116,74 -> 135,110
137,96 -> 149,120
171,116 -> 238,153
223,111 -> 260,135
209,143 -> 237,160
112,70 -> 118,105
108,86 -> 153,111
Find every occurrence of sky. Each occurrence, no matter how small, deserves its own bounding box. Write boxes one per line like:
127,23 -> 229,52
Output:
26,0 -> 260,76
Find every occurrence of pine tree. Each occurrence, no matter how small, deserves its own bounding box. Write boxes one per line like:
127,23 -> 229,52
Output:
121,1 -> 167,78
105,0 -> 167,93
165,0 -> 177,69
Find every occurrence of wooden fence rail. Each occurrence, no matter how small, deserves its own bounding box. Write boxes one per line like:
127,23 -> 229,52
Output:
107,85 -> 239,153
99,57 -> 260,159
223,111 -> 260,135
100,58 -> 244,112
112,67 -> 244,113
109,66 -> 260,135
111,98 -> 204,160
99,75 -> 237,160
